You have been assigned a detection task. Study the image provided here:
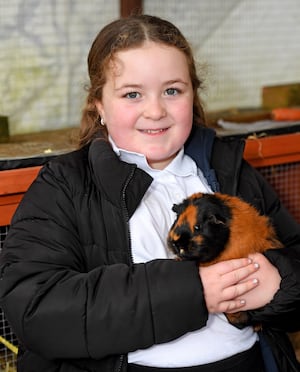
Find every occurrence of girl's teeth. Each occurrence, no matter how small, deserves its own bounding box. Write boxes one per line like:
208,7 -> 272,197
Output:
145,129 -> 164,134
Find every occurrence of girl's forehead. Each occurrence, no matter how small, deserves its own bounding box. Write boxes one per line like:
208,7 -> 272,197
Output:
107,42 -> 189,76
114,41 -> 182,57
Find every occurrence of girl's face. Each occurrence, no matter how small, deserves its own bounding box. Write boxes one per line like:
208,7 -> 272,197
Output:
96,42 -> 194,169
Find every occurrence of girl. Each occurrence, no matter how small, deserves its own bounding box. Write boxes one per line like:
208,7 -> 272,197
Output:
1,14 -> 300,372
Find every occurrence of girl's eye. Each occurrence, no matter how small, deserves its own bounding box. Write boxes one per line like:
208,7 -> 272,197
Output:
165,88 -> 179,96
125,92 -> 140,99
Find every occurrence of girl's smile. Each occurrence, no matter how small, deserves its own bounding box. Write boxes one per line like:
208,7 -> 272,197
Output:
96,42 -> 194,169
139,128 -> 168,135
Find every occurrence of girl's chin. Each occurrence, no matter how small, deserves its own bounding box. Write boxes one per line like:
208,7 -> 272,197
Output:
146,153 -> 178,170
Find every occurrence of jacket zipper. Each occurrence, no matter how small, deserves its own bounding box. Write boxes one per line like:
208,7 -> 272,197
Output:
115,167 -> 136,372
121,166 -> 136,265
115,354 -> 125,372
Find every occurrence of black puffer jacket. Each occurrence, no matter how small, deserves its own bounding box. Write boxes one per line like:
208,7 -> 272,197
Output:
1,127 -> 300,372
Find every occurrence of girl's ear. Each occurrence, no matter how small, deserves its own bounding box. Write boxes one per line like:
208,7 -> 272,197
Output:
95,100 -> 105,120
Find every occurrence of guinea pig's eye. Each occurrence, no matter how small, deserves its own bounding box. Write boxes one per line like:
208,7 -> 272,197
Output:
194,224 -> 201,231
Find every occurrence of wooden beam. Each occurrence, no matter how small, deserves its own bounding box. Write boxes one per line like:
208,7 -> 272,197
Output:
244,132 -> 300,168
0,194 -> 24,226
0,166 -> 41,225
120,0 -> 143,17
0,166 -> 41,196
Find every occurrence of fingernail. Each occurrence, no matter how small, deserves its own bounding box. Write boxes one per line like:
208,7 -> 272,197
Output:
254,263 -> 260,269
240,299 -> 246,305
252,278 -> 258,284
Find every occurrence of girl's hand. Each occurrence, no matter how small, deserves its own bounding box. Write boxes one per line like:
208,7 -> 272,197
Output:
199,257 -> 260,314
230,253 -> 281,312
199,254 -> 281,314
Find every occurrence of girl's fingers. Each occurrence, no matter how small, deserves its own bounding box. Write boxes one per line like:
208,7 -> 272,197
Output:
221,277 -> 259,303
215,258 -> 254,276
219,260 -> 260,288
218,299 -> 246,313
208,278 -> 259,314
199,257 -> 261,314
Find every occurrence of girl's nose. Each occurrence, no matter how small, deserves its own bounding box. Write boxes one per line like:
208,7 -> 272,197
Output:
143,97 -> 167,120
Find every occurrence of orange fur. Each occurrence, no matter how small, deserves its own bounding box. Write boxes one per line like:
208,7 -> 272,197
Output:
205,192 -> 283,265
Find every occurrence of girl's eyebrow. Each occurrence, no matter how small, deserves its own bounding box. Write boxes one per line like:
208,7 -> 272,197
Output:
115,84 -> 142,91
164,79 -> 189,85
115,79 -> 189,91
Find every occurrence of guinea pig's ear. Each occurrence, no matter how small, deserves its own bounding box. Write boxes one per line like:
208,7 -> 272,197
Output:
208,214 -> 226,225
172,203 -> 180,214
172,203 -> 185,215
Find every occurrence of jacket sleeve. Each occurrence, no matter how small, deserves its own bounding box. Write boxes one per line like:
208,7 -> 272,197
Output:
0,161 -> 208,361
238,161 -> 300,332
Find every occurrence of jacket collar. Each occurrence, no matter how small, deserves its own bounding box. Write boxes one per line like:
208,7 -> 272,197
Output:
185,125 -> 245,195
87,126 -> 235,216
88,135 -> 152,217
210,136 -> 245,195
185,126 -> 220,192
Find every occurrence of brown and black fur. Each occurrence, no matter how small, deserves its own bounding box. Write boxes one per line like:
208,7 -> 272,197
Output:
167,192 -> 283,328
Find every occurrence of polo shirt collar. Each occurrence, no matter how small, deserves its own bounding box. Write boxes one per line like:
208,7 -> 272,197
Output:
109,137 -> 197,179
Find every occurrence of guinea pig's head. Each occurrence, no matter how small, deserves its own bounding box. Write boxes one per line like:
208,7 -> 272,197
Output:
167,193 -> 231,263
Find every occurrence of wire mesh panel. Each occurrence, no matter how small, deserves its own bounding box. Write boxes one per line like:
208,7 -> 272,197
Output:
257,161 -> 300,224
144,0 -> 300,112
256,161 -> 300,360
0,225 -> 17,372
0,1 -> 119,136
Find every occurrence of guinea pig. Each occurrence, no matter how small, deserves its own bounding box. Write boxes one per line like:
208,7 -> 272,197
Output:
167,192 -> 282,265
167,192 -> 283,328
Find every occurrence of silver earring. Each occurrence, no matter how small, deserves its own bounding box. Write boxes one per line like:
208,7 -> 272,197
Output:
100,117 -> 105,126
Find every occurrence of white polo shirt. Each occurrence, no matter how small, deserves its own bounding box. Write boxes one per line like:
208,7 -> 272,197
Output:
111,142 -> 257,367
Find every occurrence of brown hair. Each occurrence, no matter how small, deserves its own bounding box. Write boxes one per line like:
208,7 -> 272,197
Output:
78,14 -> 206,148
